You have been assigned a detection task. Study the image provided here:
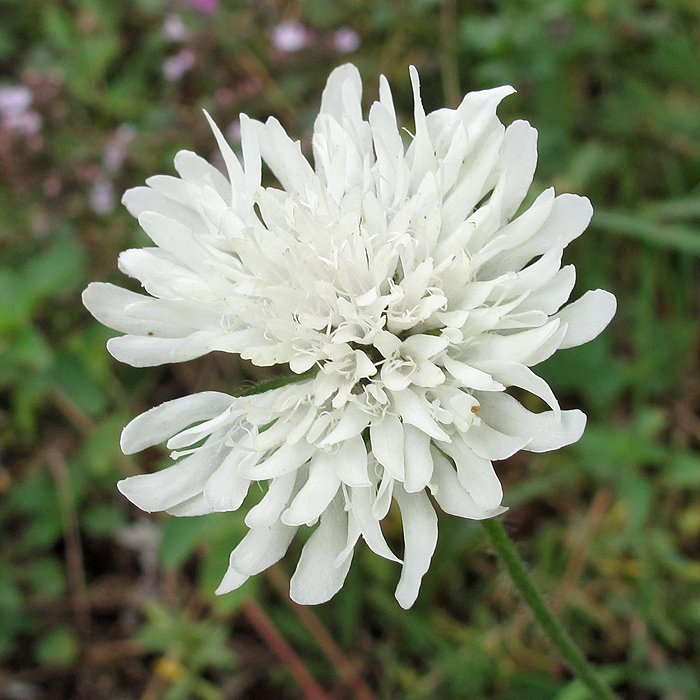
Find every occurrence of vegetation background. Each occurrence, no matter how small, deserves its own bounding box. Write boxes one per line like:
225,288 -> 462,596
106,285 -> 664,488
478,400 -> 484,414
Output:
1,0 -> 699,698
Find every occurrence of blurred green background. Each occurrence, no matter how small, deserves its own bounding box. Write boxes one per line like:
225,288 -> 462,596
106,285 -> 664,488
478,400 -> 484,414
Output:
1,0 -> 699,698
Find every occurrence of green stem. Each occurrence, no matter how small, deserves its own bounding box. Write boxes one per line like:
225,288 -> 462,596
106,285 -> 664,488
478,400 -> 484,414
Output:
240,369 -> 318,396
439,0 -> 460,108
482,517 -> 620,700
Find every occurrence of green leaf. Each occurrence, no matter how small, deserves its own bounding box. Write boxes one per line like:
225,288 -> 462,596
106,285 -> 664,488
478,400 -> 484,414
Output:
22,234 -> 87,305
0,564 -> 32,655
36,626 -> 79,667
82,503 -> 126,537
48,350 -> 107,416
0,269 -> 31,333
593,209 -> 700,255
666,453 -> 700,488
159,516 -> 213,569
24,559 -> 66,598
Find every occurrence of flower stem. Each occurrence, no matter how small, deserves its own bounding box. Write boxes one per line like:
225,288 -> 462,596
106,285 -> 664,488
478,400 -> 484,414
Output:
482,517 -> 620,700
240,369 -> 318,396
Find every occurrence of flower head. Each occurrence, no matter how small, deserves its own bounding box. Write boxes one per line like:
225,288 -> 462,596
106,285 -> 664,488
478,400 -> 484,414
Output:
190,0 -> 219,14
0,84 -> 42,135
83,65 -> 616,608
163,49 -> 196,82
332,28 -> 361,54
270,21 -> 313,53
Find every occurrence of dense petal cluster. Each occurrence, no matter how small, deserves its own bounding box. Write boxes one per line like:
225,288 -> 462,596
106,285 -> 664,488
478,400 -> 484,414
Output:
83,65 -> 615,608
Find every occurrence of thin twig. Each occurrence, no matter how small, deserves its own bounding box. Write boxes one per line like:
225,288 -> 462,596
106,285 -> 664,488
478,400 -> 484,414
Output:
45,446 -> 91,638
51,388 -> 138,476
551,488 -> 613,616
51,388 -> 96,435
242,598 -> 331,700
84,639 -> 145,666
267,566 -> 378,700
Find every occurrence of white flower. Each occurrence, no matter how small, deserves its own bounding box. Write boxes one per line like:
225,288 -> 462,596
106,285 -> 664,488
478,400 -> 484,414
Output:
0,85 -> 42,136
163,49 -> 196,82
0,85 -> 33,116
332,28 -> 361,54
83,65 -> 616,608
163,14 -> 190,43
270,21 -> 312,53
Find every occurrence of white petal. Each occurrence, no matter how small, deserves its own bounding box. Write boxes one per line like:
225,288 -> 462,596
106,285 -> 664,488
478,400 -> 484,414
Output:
369,100 -> 405,206
167,405 -> 244,450
334,435 -> 372,487
245,471 -> 298,528
116,247 -> 213,300
496,247 -> 565,301
412,359 -> 445,388
117,442 -> 221,513
167,493 -> 214,516
393,485 -> 438,609
286,405 -> 319,445
402,333 -> 450,360
555,289 -> 617,349
239,113 -> 262,194
406,66 -> 436,189
173,149 -> 230,197
107,331 -> 217,367
82,283 -> 186,337
403,424 -> 434,493
203,110 -> 245,196
517,264 -> 576,315
239,441 -> 315,480
319,63 -> 363,125
122,186 -> 204,231
380,363 -> 413,392
282,458 -> 342,526
526,323 -> 568,367
437,437 -> 503,511
477,361 -> 559,415
372,469 -> 394,520
477,393 -> 587,452
334,514 -> 362,568
430,449 -> 506,520
215,567 -> 249,595
464,320 -> 561,366
289,499 -> 353,605
494,194 -> 593,274
254,117 -> 314,195
228,521 -> 297,576
457,84 -> 515,131
349,487 -> 400,562
493,119 -> 538,220
432,118 -> 469,193
146,175 -> 197,207
460,422 -> 530,460
440,126 -> 504,236
390,388 -> 450,441
442,356 -> 505,391
370,415 -> 405,481
378,73 -> 397,123
137,211 -> 210,268
204,448 -> 252,512
252,413 -> 301,452
120,392 -> 234,454
444,188 -> 553,270
317,403 -> 372,446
